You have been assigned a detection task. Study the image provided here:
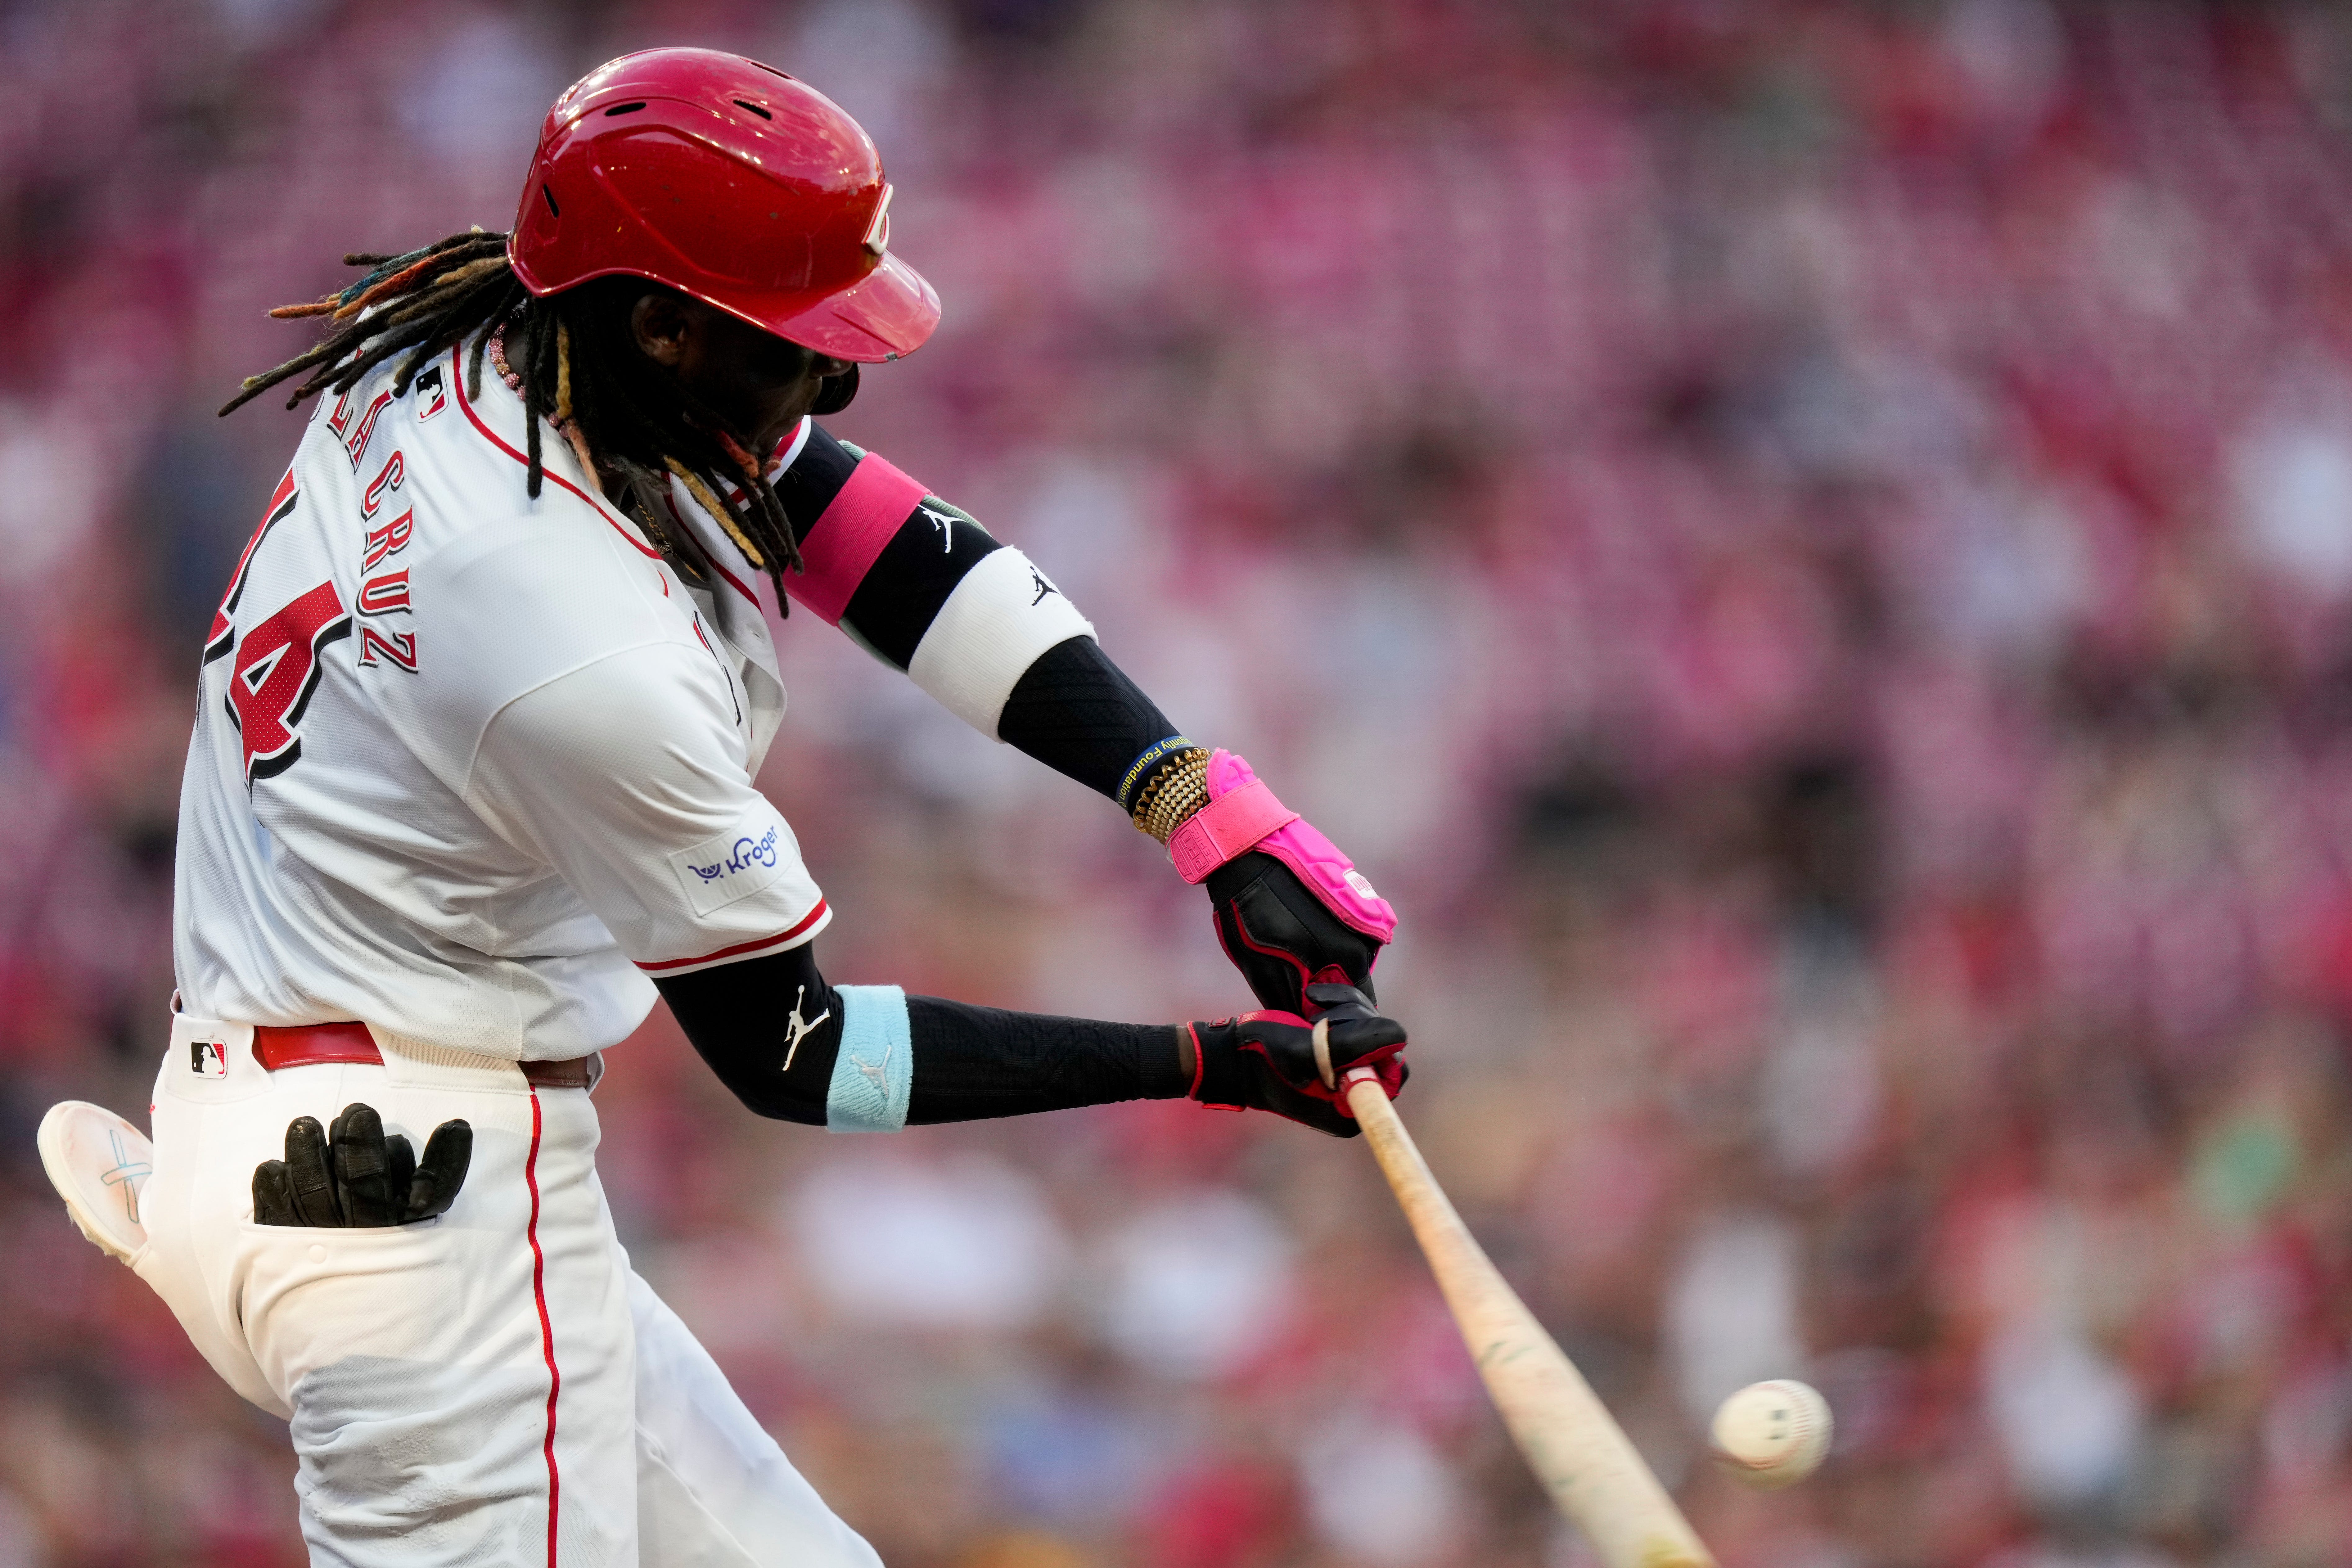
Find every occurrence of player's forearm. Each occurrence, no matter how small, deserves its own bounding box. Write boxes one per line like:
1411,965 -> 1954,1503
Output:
994,635 -> 1182,804
655,944 -> 1191,1129
904,997 -> 1189,1122
761,424 -> 1186,793
751,424 -> 1395,1020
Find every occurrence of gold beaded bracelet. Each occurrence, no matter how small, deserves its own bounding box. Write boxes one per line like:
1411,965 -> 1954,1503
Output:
1136,747 -> 1203,811
1132,748 -> 1210,844
1127,761 -> 1182,825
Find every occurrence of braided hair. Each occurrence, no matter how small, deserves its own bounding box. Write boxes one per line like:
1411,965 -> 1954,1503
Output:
223,229 -> 807,598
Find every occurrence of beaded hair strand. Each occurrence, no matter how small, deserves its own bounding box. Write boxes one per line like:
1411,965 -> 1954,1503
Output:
224,229 -> 817,603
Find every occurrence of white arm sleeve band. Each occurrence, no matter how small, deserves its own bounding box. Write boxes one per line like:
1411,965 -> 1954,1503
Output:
905,546 -> 1096,737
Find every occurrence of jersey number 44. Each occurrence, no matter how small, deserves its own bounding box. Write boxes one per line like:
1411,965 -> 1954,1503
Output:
202,471 -> 354,784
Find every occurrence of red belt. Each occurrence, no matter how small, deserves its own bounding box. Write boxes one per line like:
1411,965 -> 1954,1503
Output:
250,1021 -> 597,1090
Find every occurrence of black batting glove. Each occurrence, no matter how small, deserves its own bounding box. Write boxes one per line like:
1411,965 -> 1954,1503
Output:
1206,853 -> 1384,1016
1186,983 -> 1408,1138
253,1103 -> 472,1227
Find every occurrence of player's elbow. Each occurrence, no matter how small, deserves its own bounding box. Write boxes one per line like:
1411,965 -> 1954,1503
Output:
735,1086 -> 827,1125
695,1043 -> 827,1125
655,950 -> 839,1126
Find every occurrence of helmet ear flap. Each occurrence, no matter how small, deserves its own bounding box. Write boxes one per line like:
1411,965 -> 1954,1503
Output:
811,363 -> 859,416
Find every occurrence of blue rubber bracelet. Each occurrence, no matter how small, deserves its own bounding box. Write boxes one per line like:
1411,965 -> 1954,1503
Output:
1116,735 -> 1198,813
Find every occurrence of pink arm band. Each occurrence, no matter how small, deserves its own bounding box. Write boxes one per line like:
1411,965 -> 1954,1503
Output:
784,454 -> 928,626
1167,750 -> 1398,943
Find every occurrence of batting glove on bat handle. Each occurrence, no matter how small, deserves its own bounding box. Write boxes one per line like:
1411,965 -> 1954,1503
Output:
252,1103 -> 473,1227
1186,983 -> 1408,1138
1176,750 -> 1398,1018
1209,854 -> 1388,1016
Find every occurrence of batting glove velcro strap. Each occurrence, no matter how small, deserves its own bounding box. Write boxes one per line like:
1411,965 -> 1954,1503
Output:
1186,984 -> 1407,1138
252,1103 -> 472,1227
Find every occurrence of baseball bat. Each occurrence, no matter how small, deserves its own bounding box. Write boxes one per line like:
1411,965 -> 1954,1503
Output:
1340,1064 -> 1716,1568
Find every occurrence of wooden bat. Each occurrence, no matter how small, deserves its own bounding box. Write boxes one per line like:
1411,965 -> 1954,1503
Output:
1339,1063 -> 1716,1568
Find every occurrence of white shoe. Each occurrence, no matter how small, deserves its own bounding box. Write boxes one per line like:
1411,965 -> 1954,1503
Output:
37,1101 -> 152,1264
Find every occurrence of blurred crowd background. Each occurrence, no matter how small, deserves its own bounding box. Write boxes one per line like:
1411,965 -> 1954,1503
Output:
1,0 -> 2350,1564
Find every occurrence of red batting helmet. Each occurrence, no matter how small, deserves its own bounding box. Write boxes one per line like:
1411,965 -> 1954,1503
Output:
509,48 -> 939,364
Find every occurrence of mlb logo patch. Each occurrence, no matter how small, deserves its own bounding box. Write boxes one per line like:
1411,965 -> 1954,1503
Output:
190,1040 -> 228,1079
414,364 -> 447,422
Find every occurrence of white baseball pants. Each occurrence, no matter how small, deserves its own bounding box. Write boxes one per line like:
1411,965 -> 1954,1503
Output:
135,1014 -> 881,1568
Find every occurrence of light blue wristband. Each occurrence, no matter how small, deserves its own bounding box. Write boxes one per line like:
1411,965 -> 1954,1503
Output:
825,985 -> 912,1133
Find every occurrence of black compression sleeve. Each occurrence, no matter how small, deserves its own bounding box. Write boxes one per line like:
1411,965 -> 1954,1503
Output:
658,942 -> 840,1125
655,944 -> 1190,1125
906,996 -> 1187,1122
996,635 -> 1180,804
769,423 -> 860,536
770,424 -> 1008,667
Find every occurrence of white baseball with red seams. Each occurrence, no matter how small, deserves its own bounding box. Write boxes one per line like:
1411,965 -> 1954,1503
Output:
1708,1379 -> 1833,1490
151,349 -> 919,1565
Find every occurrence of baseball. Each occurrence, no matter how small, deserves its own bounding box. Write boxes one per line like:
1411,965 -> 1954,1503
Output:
1709,1380 -> 1832,1490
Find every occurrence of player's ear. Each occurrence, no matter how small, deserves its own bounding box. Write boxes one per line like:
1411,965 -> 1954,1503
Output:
629,291 -> 695,368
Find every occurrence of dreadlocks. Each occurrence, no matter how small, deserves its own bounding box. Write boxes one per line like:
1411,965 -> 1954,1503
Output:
223,228 -> 807,600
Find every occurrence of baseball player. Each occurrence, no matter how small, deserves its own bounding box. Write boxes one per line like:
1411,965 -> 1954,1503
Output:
36,47 -> 1405,1568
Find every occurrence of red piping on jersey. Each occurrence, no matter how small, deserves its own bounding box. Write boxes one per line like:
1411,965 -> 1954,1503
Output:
707,558 -> 762,609
450,345 -> 676,575
718,419 -> 810,511
635,900 -> 829,972
525,1086 -> 561,1565
660,491 -> 764,611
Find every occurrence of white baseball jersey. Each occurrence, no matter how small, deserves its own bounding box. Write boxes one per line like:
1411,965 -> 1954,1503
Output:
175,344 -> 1095,1061
174,348 -> 831,1060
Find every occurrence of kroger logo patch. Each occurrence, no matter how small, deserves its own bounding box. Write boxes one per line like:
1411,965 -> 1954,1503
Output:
669,812 -> 795,916
693,824 -> 780,881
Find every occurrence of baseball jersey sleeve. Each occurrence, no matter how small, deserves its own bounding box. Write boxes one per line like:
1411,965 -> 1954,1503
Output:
463,643 -> 829,978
